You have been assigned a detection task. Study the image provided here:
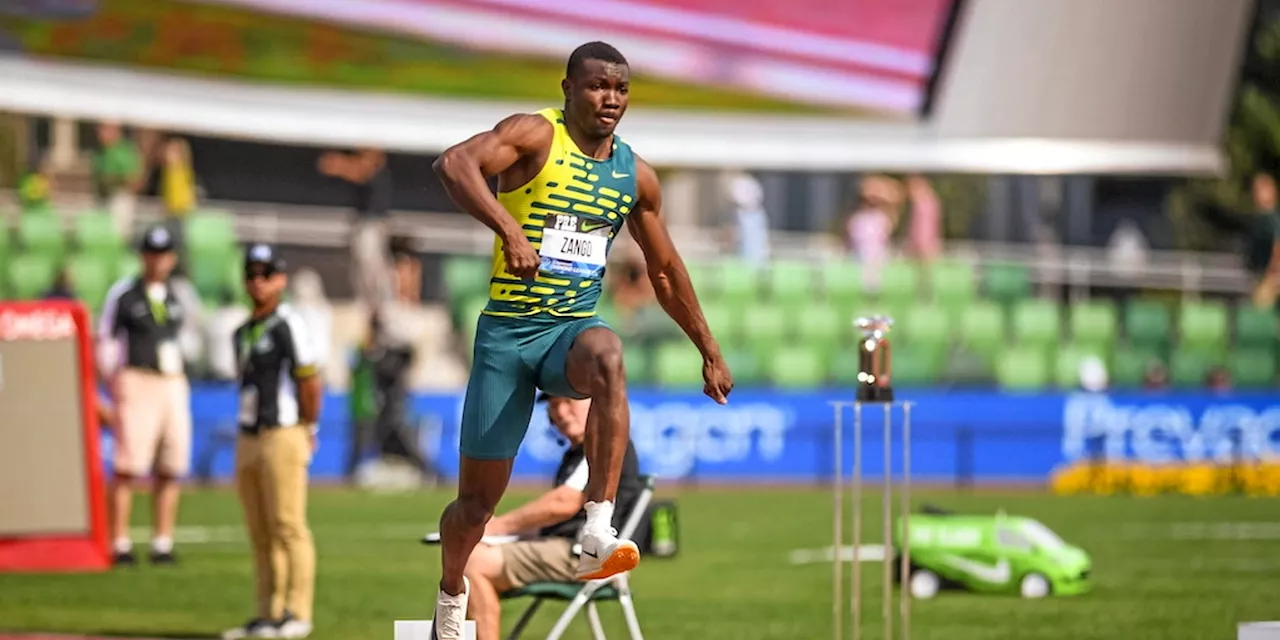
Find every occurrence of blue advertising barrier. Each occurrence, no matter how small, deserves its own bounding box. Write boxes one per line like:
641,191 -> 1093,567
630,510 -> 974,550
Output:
99,386 -> 1280,485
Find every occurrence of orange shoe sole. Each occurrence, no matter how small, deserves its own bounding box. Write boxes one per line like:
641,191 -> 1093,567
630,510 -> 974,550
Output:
576,541 -> 640,581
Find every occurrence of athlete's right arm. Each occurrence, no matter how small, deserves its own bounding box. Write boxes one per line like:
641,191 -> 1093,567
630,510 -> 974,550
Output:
433,114 -> 552,279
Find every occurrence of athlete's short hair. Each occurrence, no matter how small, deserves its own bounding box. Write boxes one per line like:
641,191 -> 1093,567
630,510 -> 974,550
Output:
566,41 -> 628,77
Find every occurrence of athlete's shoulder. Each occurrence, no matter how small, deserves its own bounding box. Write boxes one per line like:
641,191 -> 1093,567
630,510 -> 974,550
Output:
631,152 -> 660,200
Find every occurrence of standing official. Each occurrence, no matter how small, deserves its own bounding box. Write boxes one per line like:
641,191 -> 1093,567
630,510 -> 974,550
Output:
223,244 -> 322,640
98,225 -> 192,566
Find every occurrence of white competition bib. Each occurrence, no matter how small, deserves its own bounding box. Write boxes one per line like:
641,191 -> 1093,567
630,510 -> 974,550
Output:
238,386 -> 258,425
157,340 -> 182,375
538,214 -> 608,279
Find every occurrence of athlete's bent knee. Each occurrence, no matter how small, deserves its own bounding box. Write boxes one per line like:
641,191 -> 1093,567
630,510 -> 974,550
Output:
454,495 -> 496,531
585,346 -> 625,390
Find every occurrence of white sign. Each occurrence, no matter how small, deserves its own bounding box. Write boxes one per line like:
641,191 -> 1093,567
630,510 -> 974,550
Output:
1062,394 -> 1280,463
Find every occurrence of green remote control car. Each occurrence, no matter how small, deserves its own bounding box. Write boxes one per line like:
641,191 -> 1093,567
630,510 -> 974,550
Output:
891,507 -> 1091,599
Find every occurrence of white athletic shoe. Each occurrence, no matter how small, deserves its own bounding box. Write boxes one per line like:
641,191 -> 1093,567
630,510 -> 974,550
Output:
429,576 -> 470,640
575,526 -> 640,581
275,618 -> 313,639
222,618 -> 278,640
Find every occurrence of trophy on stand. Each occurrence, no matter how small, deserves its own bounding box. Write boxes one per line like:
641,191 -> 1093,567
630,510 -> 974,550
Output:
854,315 -> 894,403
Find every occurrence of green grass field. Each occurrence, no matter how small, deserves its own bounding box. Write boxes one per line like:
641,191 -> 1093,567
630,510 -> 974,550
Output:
1,486 -> 1277,640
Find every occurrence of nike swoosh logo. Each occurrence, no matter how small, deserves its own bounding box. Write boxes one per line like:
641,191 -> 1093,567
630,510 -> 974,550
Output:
943,555 -> 1011,583
583,549 -> 599,558
578,221 -> 611,233
611,171 -> 630,179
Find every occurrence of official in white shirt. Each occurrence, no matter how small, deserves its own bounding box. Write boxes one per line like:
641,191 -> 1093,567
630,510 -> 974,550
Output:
97,225 -> 193,566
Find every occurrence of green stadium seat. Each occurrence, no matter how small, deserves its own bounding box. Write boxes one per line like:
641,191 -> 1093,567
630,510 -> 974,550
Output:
1012,299 -> 1061,347
722,347 -> 764,386
7,253 -> 57,300
1053,344 -> 1107,389
767,260 -> 815,305
740,305 -> 787,344
116,253 -> 140,281
996,346 -> 1050,390
184,210 -> 237,252
793,303 -> 845,349
985,262 -> 1031,304
1169,350 -> 1217,388
443,255 -> 493,302
699,300 -> 741,346
822,260 -> 863,305
873,262 -> 921,302
684,261 -> 718,296
189,249 -> 239,301
890,345 -> 944,386
65,253 -> 114,314
900,303 -> 950,350
1179,300 -> 1228,352
1125,300 -> 1172,349
1110,347 -> 1163,389
622,342 -> 652,385
17,211 -> 66,260
1234,305 -> 1278,348
930,260 -> 977,309
717,259 -> 762,307
653,341 -> 704,388
959,301 -> 1006,360
1069,300 -> 1118,350
766,345 -> 826,388
1229,348 -> 1276,388
73,211 -> 124,257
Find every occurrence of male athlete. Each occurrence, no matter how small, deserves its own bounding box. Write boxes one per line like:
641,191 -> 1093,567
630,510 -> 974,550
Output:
429,41 -> 732,638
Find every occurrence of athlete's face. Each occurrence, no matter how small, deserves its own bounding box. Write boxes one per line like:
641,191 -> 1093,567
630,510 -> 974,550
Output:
563,59 -> 629,139
244,264 -> 287,306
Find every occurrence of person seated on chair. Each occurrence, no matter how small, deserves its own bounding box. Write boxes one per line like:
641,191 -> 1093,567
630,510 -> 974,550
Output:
463,392 -> 642,640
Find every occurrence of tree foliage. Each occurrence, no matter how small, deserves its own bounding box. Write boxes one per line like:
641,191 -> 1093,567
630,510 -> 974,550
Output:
1167,12 -> 1280,250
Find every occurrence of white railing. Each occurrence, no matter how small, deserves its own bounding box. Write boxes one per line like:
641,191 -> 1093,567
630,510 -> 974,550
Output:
1,190 -> 1253,297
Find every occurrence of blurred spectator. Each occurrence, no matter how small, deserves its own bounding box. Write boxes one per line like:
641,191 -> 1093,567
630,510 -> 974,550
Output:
160,137 -> 199,218
204,291 -> 250,382
92,121 -> 144,237
43,268 -> 74,300
1077,355 -> 1108,392
290,268 -> 333,368
389,236 -> 422,303
845,175 -> 902,289
1141,361 -> 1169,390
1206,366 -> 1232,393
719,171 -> 770,265
17,167 -> 52,213
904,175 -> 942,264
317,147 -> 395,311
1200,173 -> 1280,308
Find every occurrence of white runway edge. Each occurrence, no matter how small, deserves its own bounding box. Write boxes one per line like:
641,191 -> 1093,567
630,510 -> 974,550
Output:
1239,621 -> 1280,640
789,544 -> 887,565
395,620 -> 477,640
127,524 -> 430,545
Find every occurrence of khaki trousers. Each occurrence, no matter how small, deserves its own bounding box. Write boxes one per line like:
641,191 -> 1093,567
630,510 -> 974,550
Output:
235,427 -> 316,622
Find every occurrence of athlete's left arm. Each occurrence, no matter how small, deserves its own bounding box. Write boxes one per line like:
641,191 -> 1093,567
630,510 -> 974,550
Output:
628,159 -> 731,401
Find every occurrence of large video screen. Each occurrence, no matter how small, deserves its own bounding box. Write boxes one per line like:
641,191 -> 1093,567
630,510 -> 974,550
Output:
0,0 -> 958,119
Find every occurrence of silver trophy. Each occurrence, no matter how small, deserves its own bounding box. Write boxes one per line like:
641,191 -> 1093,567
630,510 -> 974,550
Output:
854,315 -> 894,403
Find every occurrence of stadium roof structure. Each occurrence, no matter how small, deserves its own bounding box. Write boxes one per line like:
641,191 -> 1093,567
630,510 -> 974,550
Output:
0,55 -> 1225,175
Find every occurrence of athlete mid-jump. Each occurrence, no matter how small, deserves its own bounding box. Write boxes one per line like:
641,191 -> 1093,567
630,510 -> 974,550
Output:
427,41 -> 733,638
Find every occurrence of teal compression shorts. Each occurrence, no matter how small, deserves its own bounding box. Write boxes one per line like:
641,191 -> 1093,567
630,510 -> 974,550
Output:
458,313 -> 610,460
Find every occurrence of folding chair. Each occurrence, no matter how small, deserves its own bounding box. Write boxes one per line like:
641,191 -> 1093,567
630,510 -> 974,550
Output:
501,475 -> 655,640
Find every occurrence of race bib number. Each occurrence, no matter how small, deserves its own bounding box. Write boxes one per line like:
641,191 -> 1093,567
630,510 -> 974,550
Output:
238,386 -> 258,425
157,340 -> 182,375
539,214 -> 608,279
